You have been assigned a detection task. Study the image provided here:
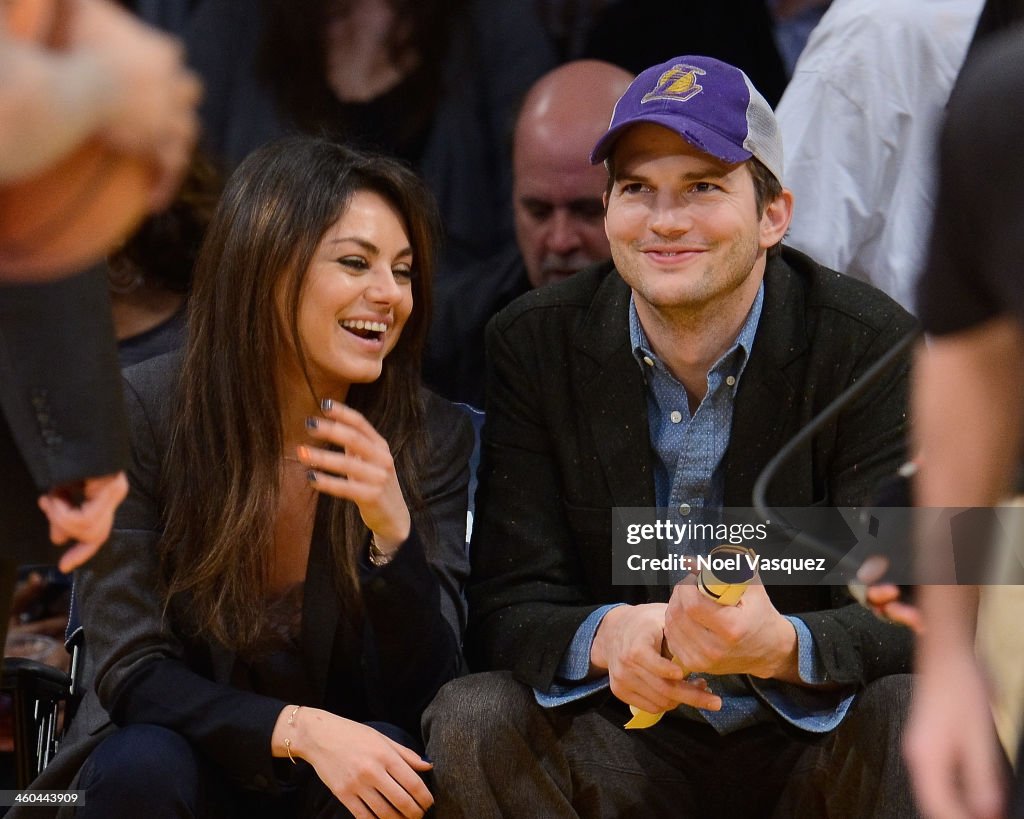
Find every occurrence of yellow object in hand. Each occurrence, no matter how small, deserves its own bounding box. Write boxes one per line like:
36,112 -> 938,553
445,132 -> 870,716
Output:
624,544 -> 758,730
624,705 -> 667,729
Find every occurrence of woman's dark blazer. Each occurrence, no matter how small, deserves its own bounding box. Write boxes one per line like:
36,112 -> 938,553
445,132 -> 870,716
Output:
18,350 -> 473,812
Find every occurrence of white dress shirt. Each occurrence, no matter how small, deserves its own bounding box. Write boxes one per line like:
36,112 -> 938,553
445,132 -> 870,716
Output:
776,0 -> 983,312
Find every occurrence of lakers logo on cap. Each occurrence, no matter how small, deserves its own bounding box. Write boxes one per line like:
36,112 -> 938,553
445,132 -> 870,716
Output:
641,64 -> 706,104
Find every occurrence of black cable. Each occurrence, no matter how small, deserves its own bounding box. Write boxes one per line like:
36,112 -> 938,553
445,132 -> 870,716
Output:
751,327 -> 920,575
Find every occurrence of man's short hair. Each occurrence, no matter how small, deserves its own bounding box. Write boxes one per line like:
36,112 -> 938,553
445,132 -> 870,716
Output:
749,157 -> 784,259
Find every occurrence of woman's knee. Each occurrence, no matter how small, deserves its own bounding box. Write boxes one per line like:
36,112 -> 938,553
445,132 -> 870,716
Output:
77,725 -> 203,816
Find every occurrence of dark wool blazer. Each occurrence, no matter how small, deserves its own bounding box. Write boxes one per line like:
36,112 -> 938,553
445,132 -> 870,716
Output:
0,269 -> 127,565
466,247 -> 917,695
17,351 -> 473,815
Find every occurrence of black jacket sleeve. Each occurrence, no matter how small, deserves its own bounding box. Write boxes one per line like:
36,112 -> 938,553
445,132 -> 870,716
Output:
359,393 -> 474,730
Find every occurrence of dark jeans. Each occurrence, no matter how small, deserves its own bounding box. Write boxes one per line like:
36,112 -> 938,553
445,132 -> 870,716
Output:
74,721 -> 421,818
424,671 -> 918,819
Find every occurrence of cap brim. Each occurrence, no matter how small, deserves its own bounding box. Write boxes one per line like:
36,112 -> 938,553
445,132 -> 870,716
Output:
590,114 -> 754,167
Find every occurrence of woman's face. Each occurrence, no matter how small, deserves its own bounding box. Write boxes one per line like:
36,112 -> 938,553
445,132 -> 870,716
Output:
291,189 -> 415,396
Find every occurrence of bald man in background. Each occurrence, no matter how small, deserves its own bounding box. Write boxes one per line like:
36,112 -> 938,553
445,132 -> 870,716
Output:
512,59 -> 634,290
424,59 -> 633,407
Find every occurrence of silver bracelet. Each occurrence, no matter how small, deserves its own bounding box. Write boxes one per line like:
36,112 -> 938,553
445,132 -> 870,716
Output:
368,535 -> 395,567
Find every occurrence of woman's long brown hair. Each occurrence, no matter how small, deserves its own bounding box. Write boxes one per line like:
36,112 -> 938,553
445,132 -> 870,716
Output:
160,136 -> 439,650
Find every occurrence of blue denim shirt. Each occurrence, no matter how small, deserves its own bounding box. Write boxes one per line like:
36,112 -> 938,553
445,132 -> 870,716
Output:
534,284 -> 855,733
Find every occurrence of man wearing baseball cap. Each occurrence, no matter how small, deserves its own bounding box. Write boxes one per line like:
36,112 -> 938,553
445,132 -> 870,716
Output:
426,56 -> 918,817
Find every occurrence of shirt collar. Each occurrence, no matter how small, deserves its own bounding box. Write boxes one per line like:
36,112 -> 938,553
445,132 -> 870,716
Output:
629,281 -> 764,380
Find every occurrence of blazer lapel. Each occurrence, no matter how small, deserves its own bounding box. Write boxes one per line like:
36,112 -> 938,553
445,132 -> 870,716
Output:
574,272 -> 655,511
573,272 -> 659,604
207,498 -> 340,702
724,255 -> 808,507
301,496 -> 341,705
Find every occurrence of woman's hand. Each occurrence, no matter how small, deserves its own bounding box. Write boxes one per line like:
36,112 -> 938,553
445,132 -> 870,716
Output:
272,706 -> 433,818
297,400 -> 411,554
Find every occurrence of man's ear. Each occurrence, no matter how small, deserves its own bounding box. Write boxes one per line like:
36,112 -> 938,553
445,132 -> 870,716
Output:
760,188 -> 794,250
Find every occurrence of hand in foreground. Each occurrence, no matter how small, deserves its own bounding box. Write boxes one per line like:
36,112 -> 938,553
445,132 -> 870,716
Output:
854,555 -> 924,632
274,707 -> 433,818
590,603 -> 721,714
904,653 -> 1006,819
664,576 -> 797,681
38,471 -> 128,572
71,0 -> 202,209
297,400 -> 411,555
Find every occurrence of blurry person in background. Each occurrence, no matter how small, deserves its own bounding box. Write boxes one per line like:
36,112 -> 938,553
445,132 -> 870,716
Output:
1,153 -> 221,729
135,0 -> 556,278
512,60 -> 634,290
776,0 -> 982,312
0,0 -> 199,641
106,150 -> 222,368
425,59 -> 633,406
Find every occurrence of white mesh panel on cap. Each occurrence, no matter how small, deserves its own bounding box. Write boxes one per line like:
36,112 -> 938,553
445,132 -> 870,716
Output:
741,73 -> 783,184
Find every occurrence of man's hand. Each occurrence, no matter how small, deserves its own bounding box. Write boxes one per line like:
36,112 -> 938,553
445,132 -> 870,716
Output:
664,577 -> 798,681
905,649 -> 1006,819
853,555 -> 925,631
590,603 -> 721,713
37,471 -> 128,572
70,0 -> 202,210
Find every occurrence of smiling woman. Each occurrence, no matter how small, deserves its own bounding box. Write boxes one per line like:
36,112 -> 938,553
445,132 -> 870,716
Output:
19,137 -> 474,819
287,189 -> 416,403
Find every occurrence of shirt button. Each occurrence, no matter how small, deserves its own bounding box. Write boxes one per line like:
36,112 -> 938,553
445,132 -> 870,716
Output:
726,375 -> 736,386
643,356 -> 655,367
679,503 -> 691,515
670,410 -> 682,423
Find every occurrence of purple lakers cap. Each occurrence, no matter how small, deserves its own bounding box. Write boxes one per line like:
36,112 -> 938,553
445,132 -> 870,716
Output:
590,55 -> 783,184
